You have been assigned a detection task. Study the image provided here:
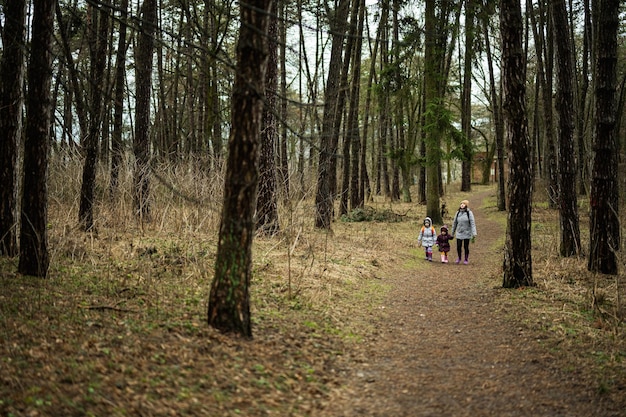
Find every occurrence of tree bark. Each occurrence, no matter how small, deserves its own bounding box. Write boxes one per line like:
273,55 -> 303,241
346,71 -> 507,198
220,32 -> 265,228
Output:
501,0 -> 533,288
19,0 -> 55,277
208,0 -> 272,337
460,0 -> 475,192
377,0 -> 391,199
207,0 -> 225,170
551,0 -> 581,257
390,0 -> 402,202
482,11 -> 506,211
0,0 -> 26,257
334,0 -> 356,206
340,0 -> 363,216
133,0 -> 157,222
155,4 -> 171,162
576,0 -> 591,196
110,0 -> 129,201
55,2 -> 88,147
349,12 -> 364,209
588,0 -> 619,275
423,0 -> 443,225
535,0 -> 558,208
79,2 -> 110,231
360,7 -> 379,207
257,0 -> 280,235
278,0 -> 290,199
314,0 -> 349,229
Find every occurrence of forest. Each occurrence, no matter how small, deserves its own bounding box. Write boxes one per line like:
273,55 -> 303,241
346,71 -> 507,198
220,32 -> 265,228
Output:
1,0 -> 626,415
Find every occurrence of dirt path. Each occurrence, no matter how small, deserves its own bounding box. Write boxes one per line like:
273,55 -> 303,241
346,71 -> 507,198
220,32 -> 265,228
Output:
320,190 -> 620,417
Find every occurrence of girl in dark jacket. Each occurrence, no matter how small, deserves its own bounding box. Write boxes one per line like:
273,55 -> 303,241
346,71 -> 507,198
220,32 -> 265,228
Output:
435,225 -> 452,263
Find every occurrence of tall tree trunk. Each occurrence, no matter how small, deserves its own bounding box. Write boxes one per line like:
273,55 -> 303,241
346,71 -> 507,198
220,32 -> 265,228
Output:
341,0 -> 363,216
314,0 -> 349,229
333,0 -> 355,205
110,0 -> 129,201
501,0 -> 533,288
423,0 -> 443,224
349,3 -> 364,209
403,81 -> 422,204
133,0 -> 157,222
210,69 -> 223,168
359,6 -> 378,207
55,2 -> 88,146
588,0 -> 619,275
397,89 -> 417,203
418,134 -> 427,204
19,0 -> 55,277
208,0 -> 272,337
62,74 -> 73,152
185,47 -> 196,157
378,0 -> 391,199
532,71 -> 541,178
198,44 -> 209,156
257,0 -> 280,235
99,19 -> 115,167
169,14 -> 184,162
527,2 -> 547,192
551,0 -> 581,257
155,3 -> 171,162
79,2 -> 110,230
390,0 -> 402,202
577,0 -> 591,196
208,0 -> 225,171
278,0 -> 290,199
417,51 -> 427,204
460,0 -> 475,192
340,111 -> 351,216
482,11 -> 506,211
534,0 -> 558,207
296,0 -> 306,195
0,0 -> 26,257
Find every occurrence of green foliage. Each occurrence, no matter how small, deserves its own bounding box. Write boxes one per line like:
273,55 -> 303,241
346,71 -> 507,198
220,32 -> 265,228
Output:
378,61 -> 407,94
423,99 -> 450,134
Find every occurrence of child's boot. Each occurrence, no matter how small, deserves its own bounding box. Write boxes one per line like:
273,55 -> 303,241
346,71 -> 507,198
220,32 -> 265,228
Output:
440,253 -> 445,263
443,253 -> 448,263
463,255 -> 469,265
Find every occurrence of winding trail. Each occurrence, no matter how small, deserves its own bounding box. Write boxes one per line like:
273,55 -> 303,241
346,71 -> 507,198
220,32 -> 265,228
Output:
321,189 -> 619,417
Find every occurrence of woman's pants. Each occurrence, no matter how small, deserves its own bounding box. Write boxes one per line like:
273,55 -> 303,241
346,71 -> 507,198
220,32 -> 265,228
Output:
456,238 -> 470,260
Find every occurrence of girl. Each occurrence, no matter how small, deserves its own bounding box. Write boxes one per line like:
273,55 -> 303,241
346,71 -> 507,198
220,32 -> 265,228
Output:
418,217 -> 437,261
436,225 -> 452,263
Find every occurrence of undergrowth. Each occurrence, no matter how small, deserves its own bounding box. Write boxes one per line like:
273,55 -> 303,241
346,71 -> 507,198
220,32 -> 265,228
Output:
1,154 -> 624,414
488,187 -> 626,398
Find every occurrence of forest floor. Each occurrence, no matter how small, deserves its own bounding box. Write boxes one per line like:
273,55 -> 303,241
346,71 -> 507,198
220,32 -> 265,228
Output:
317,188 -> 625,417
1,184 -> 625,416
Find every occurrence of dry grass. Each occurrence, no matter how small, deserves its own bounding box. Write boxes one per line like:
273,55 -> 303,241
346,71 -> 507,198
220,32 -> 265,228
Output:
1,155 -> 625,415
491,188 -> 626,397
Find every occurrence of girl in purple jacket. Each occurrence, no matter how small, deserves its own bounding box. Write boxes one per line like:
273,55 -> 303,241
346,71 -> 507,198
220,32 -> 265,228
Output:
436,225 -> 453,263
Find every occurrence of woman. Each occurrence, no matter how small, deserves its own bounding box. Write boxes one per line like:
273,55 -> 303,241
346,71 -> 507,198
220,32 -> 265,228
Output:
451,200 -> 477,264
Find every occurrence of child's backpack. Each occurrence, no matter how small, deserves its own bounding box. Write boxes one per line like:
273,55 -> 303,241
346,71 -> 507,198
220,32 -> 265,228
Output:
421,225 -> 436,236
